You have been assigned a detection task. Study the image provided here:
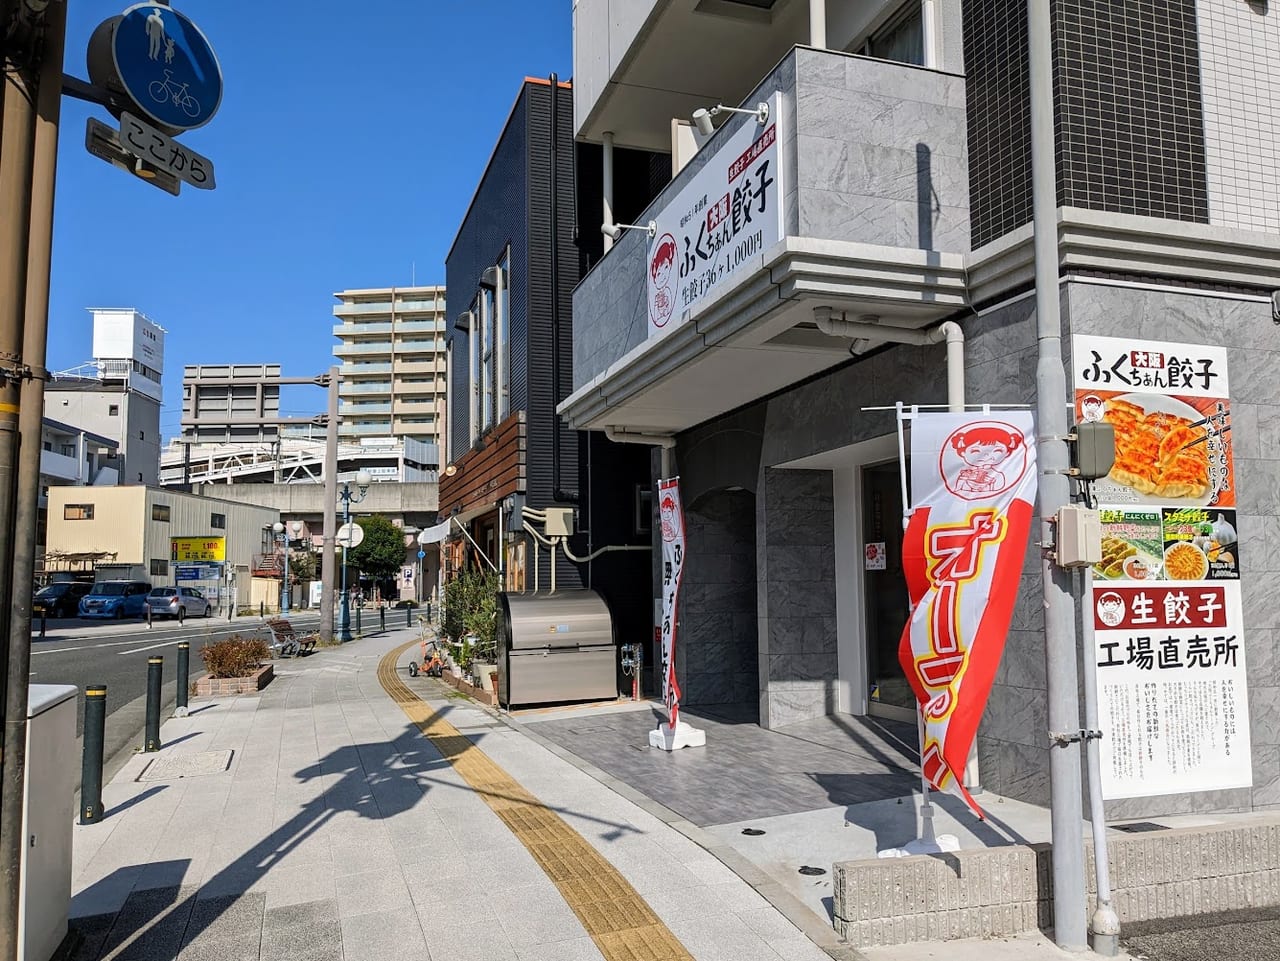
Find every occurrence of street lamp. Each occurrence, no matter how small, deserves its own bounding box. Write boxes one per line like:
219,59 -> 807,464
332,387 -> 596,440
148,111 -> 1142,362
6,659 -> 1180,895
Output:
272,522 -> 290,614
338,470 -> 373,641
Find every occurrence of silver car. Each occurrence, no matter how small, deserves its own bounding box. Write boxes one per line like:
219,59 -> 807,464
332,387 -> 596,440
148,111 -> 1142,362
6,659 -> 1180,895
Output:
144,586 -> 212,619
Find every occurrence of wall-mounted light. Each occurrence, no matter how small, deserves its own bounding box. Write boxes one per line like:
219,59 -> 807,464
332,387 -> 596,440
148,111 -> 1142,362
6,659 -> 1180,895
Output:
455,311 -> 473,332
443,464 -> 458,477
601,220 -> 657,241
691,101 -> 770,137
479,266 -> 505,290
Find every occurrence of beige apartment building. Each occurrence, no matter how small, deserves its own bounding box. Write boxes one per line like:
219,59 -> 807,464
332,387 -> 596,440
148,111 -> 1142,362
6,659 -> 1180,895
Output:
333,285 -> 448,455
45,487 -> 279,606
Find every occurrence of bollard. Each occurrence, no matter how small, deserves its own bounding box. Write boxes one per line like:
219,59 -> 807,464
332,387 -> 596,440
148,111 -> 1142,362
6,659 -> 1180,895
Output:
39,610 -> 46,637
406,606 -> 412,628
356,605 -> 362,636
80,686 -> 107,824
175,642 -> 190,717
144,656 -> 163,752
379,607 -> 386,633
260,601 -> 265,618
146,603 -> 152,629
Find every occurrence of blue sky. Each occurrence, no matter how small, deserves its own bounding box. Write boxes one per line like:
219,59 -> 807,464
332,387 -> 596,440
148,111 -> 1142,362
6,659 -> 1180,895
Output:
49,1 -> 572,437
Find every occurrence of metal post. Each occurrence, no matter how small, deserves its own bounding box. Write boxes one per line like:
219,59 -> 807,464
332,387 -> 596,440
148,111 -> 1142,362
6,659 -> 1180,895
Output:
602,131 -> 615,251
80,686 -> 107,825
1082,570 -> 1120,953
354,601 -> 361,638
406,606 -> 411,628
1027,0 -> 1087,949
175,643 -> 190,718
144,657 -> 163,752
280,530 -> 290,614
1,7 -> 63,956
339,487 -> 351,641
379,607 -> 385,633
320,367 -> 339,643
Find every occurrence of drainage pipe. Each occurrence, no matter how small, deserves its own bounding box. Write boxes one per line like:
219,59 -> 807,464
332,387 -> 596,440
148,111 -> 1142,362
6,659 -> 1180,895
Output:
813,308 -> 965,411
603,426 -> 676,450
602,132 -> 615,252
809,0 -> 827,48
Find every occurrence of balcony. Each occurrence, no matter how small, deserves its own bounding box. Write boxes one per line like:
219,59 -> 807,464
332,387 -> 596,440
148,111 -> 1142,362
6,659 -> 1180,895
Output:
334,342 -> 393,357
341,402 -> 392,416
394,319 -> 445,334
342,362 -> 392,376
392,360 -> 442,376
339,380 -> 393,395
339,422 -> 395,436
333,302 -> 393,318
563,46 -> 969,435
333,322 -> 393,337
40,449 -> 83,483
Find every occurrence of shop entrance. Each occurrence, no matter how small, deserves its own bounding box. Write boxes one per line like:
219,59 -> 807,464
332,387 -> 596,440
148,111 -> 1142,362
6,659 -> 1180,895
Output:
861,460 -> 915,722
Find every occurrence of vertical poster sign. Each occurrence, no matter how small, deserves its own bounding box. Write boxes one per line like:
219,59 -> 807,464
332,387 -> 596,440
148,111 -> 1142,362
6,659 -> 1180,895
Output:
1074,334 -> 1250,799
658,478 -> 686,728
898,412 -> 1038,815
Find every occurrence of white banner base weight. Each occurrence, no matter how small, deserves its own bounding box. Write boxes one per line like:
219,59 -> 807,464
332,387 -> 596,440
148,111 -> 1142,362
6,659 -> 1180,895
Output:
875,834 -> 961,859
649,721 -> 706,752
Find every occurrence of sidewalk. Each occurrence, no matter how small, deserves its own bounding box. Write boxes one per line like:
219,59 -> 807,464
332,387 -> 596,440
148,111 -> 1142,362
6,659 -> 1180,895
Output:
65,630 -> 1125,961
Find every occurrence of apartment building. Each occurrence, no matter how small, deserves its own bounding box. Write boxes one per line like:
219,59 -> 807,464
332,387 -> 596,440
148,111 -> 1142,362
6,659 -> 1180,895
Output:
566,0 -> 1280,824
332,285 -> 448,453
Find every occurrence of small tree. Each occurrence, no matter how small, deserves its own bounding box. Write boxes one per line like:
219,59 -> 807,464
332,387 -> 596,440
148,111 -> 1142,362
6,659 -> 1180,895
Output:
348,515 -> 405,586
443,568 -> 500,660
289,550 -> 317,584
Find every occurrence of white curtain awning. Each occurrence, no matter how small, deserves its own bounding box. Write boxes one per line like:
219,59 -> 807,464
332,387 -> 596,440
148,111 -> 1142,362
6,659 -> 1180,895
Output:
417,519 -> 452,545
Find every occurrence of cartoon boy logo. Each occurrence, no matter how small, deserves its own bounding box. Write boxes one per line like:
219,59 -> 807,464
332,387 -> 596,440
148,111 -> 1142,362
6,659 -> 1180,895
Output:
660,493 -> 679,543
1080,394 -> 1105,423
940,422 -> 1028,501
649,233 -> 678,330
1096,592 -> 1126,627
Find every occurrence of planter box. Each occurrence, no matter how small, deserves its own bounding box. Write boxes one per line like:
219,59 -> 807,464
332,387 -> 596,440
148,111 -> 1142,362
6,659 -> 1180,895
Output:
195,663 -> 273,697
440,667 -> 495,706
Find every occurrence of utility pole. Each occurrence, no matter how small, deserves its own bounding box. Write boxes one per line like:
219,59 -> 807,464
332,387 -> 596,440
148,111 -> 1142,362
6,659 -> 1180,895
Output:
320,367 -> 338,643
1027,0 -> 1087,949
0,2 -> 66,957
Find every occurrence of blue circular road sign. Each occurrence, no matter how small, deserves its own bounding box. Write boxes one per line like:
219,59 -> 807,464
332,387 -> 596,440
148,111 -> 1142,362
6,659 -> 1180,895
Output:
417,550 -> 426,560
112,3 -> 222,131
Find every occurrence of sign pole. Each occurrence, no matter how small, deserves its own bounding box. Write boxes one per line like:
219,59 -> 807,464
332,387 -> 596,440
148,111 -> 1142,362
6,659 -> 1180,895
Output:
1028,0 -> 1088,947
319,369 -> 338,643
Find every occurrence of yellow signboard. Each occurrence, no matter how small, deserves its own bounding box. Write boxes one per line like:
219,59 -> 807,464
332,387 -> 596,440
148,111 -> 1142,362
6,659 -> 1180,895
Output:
171,536 -> 226,562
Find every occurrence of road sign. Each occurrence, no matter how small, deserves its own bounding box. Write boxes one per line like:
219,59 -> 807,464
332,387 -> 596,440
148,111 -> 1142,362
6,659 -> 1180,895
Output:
120,112 -> 215,189
112,3 -> 222,131
336,523 -> 365,549
417,550 -> 426,560
85,117 -> 180,195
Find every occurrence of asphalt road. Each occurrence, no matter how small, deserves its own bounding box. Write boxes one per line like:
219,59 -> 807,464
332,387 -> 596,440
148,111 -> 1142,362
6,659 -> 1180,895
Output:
1122,908 -> 1280,960
27,610 -> 323,784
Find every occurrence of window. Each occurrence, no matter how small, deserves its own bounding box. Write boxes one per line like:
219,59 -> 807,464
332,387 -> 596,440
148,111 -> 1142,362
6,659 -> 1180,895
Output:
853,0 -> 924,66
139,430 -> 145,440
635,486 -> 653,536
108,405 -> 119,416
64,504 -> 94,520
60,444 -> 75,457
42,441 -> 52,452
210,512 -> 226,529
152,503 -> 170,522
150,559 -> 168,577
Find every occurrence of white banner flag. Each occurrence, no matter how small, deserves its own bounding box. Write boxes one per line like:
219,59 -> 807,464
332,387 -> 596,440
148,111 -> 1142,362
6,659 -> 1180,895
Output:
658,477 -> 685,727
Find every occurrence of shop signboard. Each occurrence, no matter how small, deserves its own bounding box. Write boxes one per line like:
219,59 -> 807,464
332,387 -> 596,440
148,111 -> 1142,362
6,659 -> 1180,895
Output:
646,93 -> 785,338
171,536 -> 225,562
1074,334 -> 1250,799
897,411 -> 1038,815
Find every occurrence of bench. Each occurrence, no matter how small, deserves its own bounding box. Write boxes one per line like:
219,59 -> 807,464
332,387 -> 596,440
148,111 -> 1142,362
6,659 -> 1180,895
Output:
264,618 -> 319,658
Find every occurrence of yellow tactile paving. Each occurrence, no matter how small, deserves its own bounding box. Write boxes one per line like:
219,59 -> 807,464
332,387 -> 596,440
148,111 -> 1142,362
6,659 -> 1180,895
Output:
377,642 -> 695,961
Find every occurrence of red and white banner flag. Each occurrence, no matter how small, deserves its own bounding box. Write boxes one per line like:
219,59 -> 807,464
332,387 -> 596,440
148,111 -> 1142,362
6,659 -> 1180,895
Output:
898,413 -> 1037,816
658,478 -> 685,728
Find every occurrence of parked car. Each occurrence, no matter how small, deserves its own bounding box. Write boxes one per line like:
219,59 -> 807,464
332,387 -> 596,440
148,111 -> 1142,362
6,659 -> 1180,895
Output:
78,580 -> 151,619
144,586 -> 212,620
32,581 -> 91,618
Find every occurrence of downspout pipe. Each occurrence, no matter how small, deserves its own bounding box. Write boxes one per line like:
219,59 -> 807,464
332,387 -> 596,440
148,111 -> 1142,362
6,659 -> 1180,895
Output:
604,426 -> 677,450
813,308 -> 965,409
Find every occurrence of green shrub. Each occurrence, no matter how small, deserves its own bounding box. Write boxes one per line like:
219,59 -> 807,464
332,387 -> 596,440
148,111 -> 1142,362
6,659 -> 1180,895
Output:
442,568 -> 499,659
200,636 -> 271,678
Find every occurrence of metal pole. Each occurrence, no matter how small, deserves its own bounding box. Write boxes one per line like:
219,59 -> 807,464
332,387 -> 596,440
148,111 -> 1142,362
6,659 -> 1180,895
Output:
80,686 -> 107,825
320,368 -> 338,643
144,656 -> 163,752
1027,0 -> 1087,949
1082,569 -> 1120,954
175,643 -> 190,718
1,8 -> 61,956
379,607 -> 385,633
281,534 -> 290,614
339,488 -> 351,641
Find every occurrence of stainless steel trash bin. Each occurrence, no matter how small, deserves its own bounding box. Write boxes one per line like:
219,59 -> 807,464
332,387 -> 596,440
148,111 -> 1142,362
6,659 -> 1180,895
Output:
496,590 -> 617,708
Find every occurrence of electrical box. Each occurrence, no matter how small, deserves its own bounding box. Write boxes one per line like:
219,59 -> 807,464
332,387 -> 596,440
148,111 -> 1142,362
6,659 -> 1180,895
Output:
1056,505 -> 1102,568
544,507 -> 575,538
1073,421 -> 1116,480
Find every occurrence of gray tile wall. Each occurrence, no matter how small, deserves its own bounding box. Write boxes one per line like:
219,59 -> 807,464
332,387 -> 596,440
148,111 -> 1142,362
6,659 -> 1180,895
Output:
757,468 -> 839,728
1063,280 -> 1280,818
677,489 -> 759,711
571,48 -> 970,394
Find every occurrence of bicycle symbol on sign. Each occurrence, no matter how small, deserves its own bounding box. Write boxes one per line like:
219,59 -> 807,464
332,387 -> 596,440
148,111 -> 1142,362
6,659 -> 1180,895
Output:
148,69 -> 201,119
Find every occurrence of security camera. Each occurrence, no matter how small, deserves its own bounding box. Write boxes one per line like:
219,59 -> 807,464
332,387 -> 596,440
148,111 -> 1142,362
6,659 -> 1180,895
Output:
601,223 -> 623,241
692,108 -> 716,138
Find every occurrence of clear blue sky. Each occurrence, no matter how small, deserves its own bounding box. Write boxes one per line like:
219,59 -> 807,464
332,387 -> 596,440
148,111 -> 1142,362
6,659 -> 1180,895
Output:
48,1 -> 573,437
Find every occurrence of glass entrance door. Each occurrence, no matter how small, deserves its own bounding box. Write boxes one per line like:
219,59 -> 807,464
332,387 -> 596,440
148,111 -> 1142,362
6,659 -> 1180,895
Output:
862,460 -> 916,721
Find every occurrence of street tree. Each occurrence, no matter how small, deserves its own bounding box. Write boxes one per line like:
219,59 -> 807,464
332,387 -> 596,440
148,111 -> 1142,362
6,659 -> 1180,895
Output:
348,515 -> 405,585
